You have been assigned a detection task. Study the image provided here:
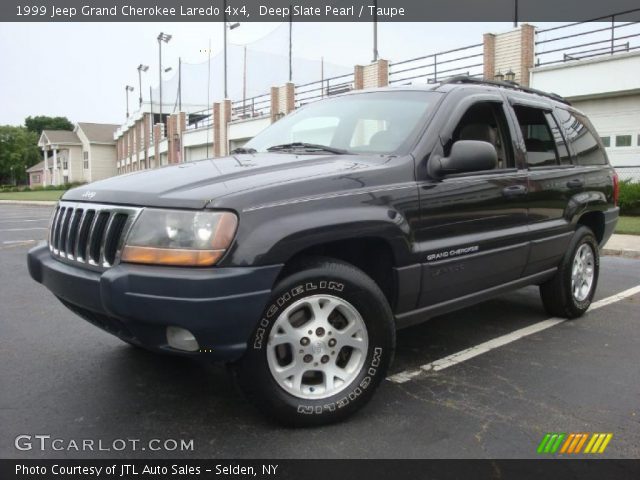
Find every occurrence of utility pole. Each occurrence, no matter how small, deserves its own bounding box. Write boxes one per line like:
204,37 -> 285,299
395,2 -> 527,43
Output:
178,57 -> 182,111
157,32 -> 172,123
372,0 -> 379,62
137,64 -> 149,107
289,6 -> 293,82
125,85 -> 134,118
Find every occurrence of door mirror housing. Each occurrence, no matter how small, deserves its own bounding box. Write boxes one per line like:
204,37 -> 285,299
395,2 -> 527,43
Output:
437,140 -> 498,175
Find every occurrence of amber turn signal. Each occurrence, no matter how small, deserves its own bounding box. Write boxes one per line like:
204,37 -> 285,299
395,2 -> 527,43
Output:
121,246 -> 225,267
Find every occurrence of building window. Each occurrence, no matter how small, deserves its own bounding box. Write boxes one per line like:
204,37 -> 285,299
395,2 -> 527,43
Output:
600,136 -> 611,147
83,151 -> 89,169
33,174 -> 40,183
615,135 -> 632,147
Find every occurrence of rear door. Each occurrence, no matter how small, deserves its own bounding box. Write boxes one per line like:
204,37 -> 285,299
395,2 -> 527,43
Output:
506,99 -> 578,275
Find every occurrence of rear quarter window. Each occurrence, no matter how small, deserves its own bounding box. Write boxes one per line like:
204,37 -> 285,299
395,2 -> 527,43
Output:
555,109 -> 607,166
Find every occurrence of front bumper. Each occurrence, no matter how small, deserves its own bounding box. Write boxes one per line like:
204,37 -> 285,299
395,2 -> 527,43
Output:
27,244 -> 282,361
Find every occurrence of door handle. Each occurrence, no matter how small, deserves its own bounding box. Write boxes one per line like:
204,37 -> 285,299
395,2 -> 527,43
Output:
502,185 -> 528,197
566,178 -> 584,189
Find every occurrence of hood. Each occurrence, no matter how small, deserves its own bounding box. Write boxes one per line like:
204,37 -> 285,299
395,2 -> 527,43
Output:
62,153 -> 399,210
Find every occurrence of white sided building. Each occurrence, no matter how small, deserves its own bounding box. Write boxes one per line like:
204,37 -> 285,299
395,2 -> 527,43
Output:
36,122 -> 119,186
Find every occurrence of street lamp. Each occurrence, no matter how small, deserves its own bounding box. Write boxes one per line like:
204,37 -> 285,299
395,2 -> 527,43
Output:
137,64 -> 149,107
223,0 -> 240,99
125,85 -> 134,118
157,32 -> 172,123
494,71 -> 504,82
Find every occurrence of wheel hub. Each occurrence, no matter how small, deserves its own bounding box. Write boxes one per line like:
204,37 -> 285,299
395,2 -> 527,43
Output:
571,243 -> 595,302
266,294 -> 369,400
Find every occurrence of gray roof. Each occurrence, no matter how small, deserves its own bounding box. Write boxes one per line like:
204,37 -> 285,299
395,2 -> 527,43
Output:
42,130 -> 81,145
77,122 -> 119,144
26,160 -> 45,173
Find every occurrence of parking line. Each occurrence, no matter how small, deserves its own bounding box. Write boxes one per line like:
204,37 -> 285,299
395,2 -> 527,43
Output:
0,219 -> 47,223
387,285 -> 640,384
0,227 -> 47,232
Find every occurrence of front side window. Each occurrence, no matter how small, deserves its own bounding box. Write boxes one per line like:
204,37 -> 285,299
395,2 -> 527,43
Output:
245,91 -> 440,155
513,105 -> 558,168
448,101 -> 514,169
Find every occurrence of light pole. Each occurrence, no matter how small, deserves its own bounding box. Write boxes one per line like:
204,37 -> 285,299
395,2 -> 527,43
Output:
223,0 -> 240,99
125,85 -> 134,118
157,32 -> 172,123
137,64 -> 149,107
372,0 -> 379,62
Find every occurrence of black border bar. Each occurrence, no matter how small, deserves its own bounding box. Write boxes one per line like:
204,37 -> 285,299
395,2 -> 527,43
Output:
2,0 -> 640,22
2,459 -> 640,480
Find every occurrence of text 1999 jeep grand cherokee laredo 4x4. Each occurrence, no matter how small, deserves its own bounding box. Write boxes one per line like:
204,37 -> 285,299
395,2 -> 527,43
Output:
28,77 -> 619,426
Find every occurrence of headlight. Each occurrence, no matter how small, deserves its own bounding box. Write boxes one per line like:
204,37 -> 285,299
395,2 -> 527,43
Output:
121,209 -> 238,267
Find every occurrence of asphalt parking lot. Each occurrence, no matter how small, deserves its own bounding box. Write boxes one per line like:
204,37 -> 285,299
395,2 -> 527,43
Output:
1,203 -> 639,459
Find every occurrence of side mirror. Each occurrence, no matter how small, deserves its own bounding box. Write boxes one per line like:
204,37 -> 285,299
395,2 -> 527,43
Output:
438,140 -> 498,175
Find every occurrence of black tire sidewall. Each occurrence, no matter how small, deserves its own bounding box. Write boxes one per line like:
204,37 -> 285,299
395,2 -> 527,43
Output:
237,261 -> 394,426
563,227 -> 600,315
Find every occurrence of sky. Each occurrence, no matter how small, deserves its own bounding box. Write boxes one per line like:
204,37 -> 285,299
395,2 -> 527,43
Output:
0,21 -> 550,126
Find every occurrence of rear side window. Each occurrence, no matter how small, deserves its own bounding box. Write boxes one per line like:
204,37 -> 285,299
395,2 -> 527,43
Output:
545,113 -> 571,165
555,109 -> 607,165
513,105 -> 559,168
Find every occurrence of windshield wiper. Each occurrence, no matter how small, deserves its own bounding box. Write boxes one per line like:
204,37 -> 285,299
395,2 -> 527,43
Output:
266,142 -> 348,155
230,147 -> 257,154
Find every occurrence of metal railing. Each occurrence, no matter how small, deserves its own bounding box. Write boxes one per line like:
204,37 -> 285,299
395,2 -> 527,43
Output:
231,92 -> 271,120
185,108 -> 213,130
294,72 -> 355,107
535,8 -> 640,66
388,43 -> 484,85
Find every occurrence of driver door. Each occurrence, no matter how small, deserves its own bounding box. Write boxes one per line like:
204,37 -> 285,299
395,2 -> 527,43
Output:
415,96 -> 530,310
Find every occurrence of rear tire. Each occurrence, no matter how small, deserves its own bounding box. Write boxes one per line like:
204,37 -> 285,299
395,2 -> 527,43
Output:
233,257 -> 395,427
539,226 -> 599,319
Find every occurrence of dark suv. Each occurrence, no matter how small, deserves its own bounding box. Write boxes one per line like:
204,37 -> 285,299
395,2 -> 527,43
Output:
28,77 -> 619,426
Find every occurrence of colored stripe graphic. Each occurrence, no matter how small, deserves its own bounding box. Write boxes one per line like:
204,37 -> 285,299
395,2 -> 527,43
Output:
538,433 -> 612,454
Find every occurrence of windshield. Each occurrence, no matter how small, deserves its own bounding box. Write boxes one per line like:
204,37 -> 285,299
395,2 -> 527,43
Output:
244,91 -> 440,155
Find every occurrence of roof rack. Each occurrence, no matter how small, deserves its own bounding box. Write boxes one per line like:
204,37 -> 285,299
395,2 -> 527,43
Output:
440,76 -> 571,106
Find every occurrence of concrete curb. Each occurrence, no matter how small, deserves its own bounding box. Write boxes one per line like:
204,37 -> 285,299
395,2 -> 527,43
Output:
601,248 -> 640,259
0,200 -> 57,206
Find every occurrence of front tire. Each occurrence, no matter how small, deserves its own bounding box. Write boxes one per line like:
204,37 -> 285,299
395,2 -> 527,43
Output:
234,257 -> 395,426
539,226 -> 600,318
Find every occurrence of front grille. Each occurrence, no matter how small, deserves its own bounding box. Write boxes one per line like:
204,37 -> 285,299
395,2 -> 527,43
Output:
49,201 -> 141,270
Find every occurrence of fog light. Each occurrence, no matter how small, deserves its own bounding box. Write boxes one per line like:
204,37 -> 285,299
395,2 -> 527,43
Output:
166,326 -> 199,352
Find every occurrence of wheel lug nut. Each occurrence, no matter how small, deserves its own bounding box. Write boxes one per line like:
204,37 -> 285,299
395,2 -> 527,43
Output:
321,355 -> 330,364
303,354 -> 313,363
300,337 -> 310,346
328,338 -> 337,347
316,327 -> 325,337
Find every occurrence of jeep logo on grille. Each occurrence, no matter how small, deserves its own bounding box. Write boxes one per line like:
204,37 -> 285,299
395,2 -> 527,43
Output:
81,191 -> 96,199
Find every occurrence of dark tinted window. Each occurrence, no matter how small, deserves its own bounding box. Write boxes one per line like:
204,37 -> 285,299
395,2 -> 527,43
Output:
545,112 -> 571,165
513,105 -> 558,167
555,109 -> 607,165
616,135 -> 632,147
601,136 -> 611,147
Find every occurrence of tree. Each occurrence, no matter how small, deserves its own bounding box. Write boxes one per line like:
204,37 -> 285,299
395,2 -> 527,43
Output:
25,115 -> 73,136
0,126 -> 40,185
